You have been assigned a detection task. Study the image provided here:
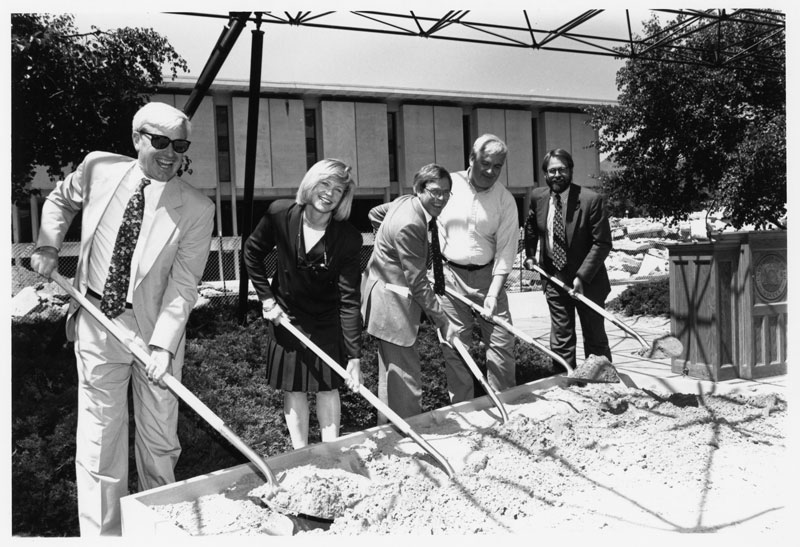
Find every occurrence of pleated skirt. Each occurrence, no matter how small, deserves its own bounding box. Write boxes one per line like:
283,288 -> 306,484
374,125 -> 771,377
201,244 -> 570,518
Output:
264,322 -> 345,392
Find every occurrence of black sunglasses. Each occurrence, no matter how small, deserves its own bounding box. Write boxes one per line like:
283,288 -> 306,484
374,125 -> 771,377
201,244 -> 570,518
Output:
138,130 -> 191,154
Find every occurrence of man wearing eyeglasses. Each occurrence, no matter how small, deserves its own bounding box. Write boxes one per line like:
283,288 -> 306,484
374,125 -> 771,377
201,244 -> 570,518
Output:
433,134 -> 519,405
362,164 -> 459,422
30,101 -> 215,535
523,148 -> 612,370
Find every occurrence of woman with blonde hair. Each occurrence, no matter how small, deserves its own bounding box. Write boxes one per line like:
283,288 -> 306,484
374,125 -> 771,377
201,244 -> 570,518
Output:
244,159 -> 362,448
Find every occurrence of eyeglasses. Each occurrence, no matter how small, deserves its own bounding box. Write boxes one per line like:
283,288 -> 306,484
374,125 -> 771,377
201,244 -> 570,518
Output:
138,130 -> 191,154
425,188 -> 452,200
546,167 -> 570,176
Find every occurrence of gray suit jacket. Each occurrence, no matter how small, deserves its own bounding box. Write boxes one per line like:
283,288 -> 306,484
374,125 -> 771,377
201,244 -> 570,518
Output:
362,195 -> 447,347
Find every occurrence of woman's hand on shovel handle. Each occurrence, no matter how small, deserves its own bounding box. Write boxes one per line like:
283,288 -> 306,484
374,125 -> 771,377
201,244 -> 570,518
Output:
345,358 -> 362,391
261,298 -> 285,324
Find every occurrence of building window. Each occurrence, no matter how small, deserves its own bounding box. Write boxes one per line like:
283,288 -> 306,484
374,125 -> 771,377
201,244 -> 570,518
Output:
387,112 -> 398,182
305,109 -> 317,169
462,114 -> 471,167
531,117 -> 539,183
215,105 -> 231,183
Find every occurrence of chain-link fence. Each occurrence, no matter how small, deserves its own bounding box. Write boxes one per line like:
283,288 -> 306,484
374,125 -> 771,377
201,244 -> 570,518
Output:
12,234 -> 543,313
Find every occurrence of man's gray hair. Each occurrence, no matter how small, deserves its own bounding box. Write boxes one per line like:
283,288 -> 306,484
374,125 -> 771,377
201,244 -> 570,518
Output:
132,102 -> 192,136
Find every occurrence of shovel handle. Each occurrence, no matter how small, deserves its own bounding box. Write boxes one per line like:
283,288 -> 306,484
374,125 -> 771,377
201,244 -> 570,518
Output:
450,338 -> 509,423
444,286 -> 573,374
49,271 -> 280,487
278,317 -> 455,478
530,264 -> 650,349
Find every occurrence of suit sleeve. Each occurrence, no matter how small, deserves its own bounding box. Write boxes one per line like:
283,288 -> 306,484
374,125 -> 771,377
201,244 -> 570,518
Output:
149,197 -> 215,354
243,212 -> 277,302
337,229 -> 363,359
524,191 -> 540,261
368,202 -> 392,232
395,221 -> 448,329
576,193 -> 612,284
36,157 -> 90,250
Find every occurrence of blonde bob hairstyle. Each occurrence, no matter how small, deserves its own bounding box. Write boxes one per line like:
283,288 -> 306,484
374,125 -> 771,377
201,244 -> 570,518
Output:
295,158 -> 356,221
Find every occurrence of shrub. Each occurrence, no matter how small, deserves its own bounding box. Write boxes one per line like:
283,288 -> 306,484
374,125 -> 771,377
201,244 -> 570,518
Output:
607,277 -> 671,317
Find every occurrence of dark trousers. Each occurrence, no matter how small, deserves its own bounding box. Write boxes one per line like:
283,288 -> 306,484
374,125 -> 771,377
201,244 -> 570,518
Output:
544,278 -> 611,369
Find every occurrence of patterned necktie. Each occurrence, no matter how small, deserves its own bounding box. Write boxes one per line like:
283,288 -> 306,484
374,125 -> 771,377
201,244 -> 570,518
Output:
101,178 -> 151,318
552,191 -> 567,271
429,218 -> 445,295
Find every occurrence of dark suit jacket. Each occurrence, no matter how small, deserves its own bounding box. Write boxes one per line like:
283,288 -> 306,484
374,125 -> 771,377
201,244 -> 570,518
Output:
362,195 -> 448,347
524,183 -> 612,300
244,200 -> 362,359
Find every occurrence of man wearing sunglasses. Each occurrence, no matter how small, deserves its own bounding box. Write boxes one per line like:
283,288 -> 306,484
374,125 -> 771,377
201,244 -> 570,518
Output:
30,101 -> 215,536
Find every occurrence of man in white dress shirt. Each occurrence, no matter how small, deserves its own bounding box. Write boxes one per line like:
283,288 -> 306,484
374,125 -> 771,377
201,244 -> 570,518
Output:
435,134 -> 519,403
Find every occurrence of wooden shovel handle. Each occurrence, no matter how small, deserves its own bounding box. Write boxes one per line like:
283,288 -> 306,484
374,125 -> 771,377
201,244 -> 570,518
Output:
49,271 -> 279,487
530,264 -> 650,349
278,317 -> 455,478
451,338 -> 509,423
444,286 -> 573,374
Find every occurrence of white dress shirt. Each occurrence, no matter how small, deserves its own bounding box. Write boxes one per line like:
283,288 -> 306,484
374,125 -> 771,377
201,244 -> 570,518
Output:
87,165 -> 167,303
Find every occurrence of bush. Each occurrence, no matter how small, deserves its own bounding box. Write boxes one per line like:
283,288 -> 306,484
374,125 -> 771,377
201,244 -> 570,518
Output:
607,277 -> 671,317
11,301 -> 557,537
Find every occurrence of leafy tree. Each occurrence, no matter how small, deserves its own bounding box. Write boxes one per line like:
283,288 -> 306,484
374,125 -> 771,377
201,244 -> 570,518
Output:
11,13 -> 189,204
587,11 -> 786,230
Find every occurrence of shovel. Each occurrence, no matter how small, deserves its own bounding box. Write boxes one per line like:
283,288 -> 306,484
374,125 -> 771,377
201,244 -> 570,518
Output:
444,286 -> 574,375
443,287 -> 620,383
48,272 -> 327,533
278,316 -> 455,478
530,264 -> 684,359
443,334 -> 509,423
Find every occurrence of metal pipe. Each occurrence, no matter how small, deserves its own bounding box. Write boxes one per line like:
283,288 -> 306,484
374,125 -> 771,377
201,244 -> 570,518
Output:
237,16 -> 264,324
182,12 -> 251,118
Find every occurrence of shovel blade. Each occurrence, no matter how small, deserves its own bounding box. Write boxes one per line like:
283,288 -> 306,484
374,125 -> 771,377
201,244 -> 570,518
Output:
567,354 -> 621,384
641,335 -> 684,359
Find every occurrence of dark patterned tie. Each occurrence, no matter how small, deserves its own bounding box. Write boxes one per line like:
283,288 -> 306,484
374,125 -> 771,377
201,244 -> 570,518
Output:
552,191 -> 567,271
429,218 -> 445,295
101,178 -> 151,318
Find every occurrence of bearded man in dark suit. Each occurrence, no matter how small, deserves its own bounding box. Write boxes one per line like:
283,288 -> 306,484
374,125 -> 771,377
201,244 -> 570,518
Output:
524,148 -> 613,369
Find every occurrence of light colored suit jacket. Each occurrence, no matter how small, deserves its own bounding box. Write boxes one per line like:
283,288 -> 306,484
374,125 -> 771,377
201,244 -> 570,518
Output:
37,151 -> 215,364
362,195 -> 447,347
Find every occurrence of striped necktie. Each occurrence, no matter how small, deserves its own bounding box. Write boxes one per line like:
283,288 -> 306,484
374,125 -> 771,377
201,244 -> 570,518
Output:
552,191 -> 567,271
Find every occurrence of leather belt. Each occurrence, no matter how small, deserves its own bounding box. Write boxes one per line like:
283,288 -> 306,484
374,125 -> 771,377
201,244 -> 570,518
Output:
443,258 -> 492,271
86,288 -> 133,309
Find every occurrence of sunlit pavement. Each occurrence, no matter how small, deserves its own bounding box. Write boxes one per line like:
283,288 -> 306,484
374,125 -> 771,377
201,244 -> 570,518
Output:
507,287 -> 788,398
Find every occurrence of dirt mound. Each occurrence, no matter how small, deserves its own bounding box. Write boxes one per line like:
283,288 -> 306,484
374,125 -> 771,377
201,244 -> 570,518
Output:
149,382 -> 787,536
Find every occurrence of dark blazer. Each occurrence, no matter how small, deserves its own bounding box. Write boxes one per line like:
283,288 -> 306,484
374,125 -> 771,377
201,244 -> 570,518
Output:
244,200 -> 362,359
362,195 -> 448,347
524,183 -> 612,299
